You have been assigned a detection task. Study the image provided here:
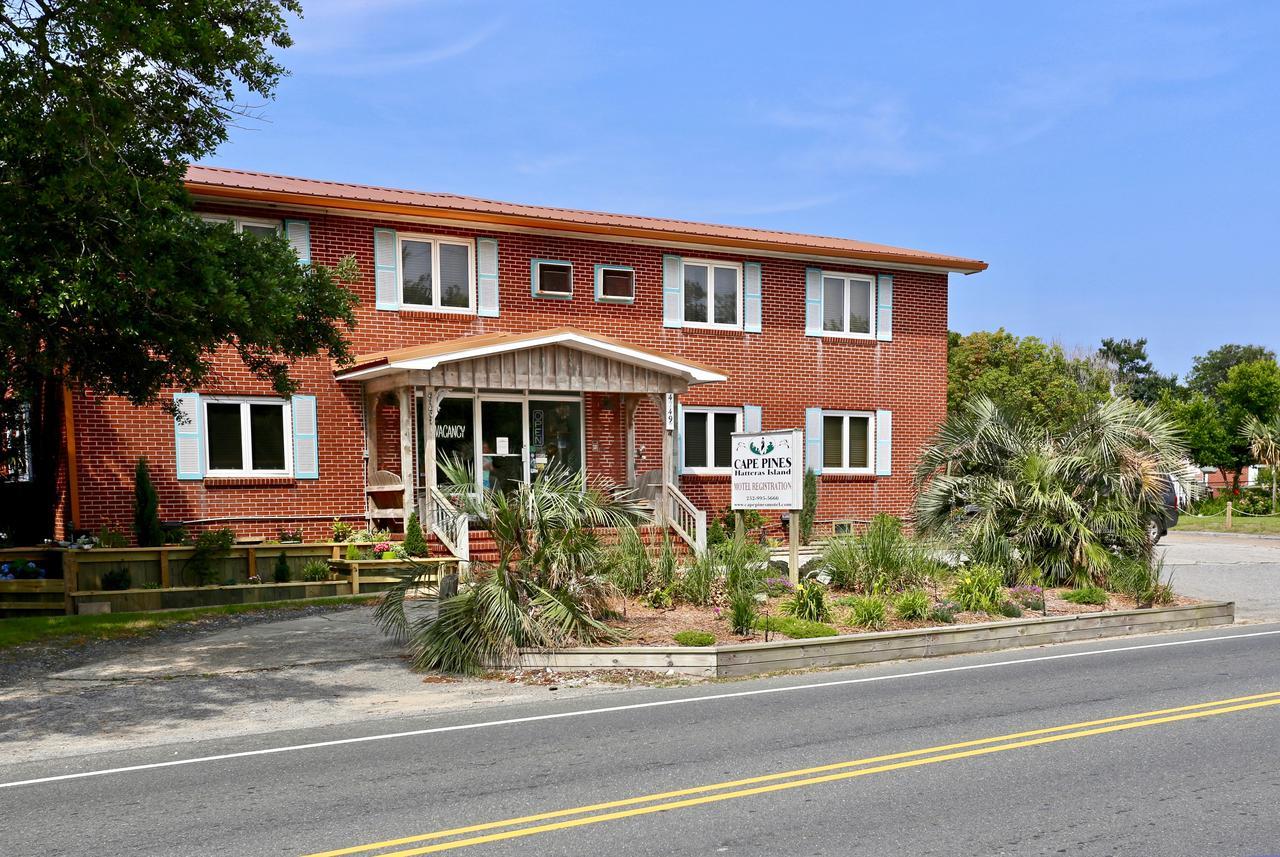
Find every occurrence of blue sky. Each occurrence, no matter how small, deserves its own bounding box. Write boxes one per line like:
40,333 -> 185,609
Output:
210,0 -> 1280,377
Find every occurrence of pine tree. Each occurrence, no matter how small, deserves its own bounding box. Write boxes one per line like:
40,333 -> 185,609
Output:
403,511 -> 428,557
273,553 -> 291,583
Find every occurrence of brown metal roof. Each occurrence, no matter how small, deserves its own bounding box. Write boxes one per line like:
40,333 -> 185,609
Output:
185,165 -> 987,273
336,327 -> 729,384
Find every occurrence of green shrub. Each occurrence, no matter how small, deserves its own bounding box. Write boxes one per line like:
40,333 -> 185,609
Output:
893,589 -> 930,621
800,468 -> 818,544
757,615 -> 838,638
783,580 -> 830,622
848,595 -> 887,630
949,564 -> 1004,613
277,528 -> 303,544
927,601 -> 958,624
133,457 -> 163,547
1063,585 -> 1108,606
101,566 -> 132,591
186,527 -> 234,586
345,543 -> 361,561
94,526 -> 128,548
653,535 -> 677,591
300,560 -> 330,582
721,538 -> 768,596
997,601 -> 1023,618
728,589 -> 757,635
679,552 -> 716,606
272,553 -> 291,583
821,514 -> 940,594
606,527 -> 651,597
642,585 -> 675,610
403,511 -> 428,557
1105,556 -> 1174,606
673,630 -> 716,647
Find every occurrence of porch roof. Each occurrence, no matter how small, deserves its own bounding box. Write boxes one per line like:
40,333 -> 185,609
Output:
335,327 -> 728,386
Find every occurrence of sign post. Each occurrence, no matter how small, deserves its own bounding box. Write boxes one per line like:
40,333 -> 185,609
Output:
730,428 -> 804,584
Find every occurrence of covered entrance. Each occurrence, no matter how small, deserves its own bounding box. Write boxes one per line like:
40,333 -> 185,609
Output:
337,327 -> 727,559
418,393 -> 584,494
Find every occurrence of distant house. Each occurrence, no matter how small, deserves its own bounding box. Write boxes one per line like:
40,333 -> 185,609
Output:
1200,465 -> 1259,495
54,165 -> 986,554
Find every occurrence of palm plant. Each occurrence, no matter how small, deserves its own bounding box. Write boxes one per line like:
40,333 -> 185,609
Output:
915,396 -> 1191,587
375,459 -> 647,674
1239,413 -> 1280,513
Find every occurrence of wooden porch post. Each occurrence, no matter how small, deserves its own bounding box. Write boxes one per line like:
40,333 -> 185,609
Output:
660,391 -> 676,526
398,385 -> 414,527
623,394 -> 638,488
423,386 -> 437,497
363,392 -> 378,528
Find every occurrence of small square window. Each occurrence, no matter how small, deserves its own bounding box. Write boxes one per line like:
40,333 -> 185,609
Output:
820,411 -> 874,473
596,266 -> 635,303
681,408 -> 742,473
681,260 -> 741,329
533,261 -> 573,298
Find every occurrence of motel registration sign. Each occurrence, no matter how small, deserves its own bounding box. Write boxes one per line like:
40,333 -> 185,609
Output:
730,429 -> 804,511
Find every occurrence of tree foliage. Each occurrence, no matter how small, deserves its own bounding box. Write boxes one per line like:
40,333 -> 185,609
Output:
1097,337 -> 1177,404
133,458 -> 162,547
948,329 -> 1109,430
1185,344 -> 1276,397
1,0 -> 359,539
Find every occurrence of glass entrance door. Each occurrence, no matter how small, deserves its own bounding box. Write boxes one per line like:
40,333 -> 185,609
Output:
479,400 -> 525,494
528,399 -> 583,481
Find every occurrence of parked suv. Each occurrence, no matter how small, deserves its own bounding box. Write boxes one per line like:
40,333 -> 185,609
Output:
1147,474 -> 1183,545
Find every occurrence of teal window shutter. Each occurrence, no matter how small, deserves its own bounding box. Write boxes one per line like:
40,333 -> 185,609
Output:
173,393 -> 204,480
374,228 -> 400,311
292,395 -> 319,479
283,219 -> 310,266
875,409 -> 892,475
676,403 -> 685,474
477,237 -> 500,317
743,404 -> 762,433
662,255 -> 683,328
805,268 -> 823,336
804,407 -> 823,474
876,274 -> 893,341
743,262 -> 762,333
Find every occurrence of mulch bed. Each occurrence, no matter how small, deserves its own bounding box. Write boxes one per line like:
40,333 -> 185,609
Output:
606,588 -> 1202,647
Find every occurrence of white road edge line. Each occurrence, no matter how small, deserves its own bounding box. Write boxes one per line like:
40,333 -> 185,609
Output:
4,626 -> 1278,790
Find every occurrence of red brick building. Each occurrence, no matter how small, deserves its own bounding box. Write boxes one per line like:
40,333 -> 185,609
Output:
61,166 -> 986,553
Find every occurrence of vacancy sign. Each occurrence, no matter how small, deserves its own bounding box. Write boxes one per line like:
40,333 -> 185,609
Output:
731,429 -> 804,510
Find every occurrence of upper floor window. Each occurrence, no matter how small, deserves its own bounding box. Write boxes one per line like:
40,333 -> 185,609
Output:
822,272 -> 874,337
683,407 -> 742,473
204,397 -> 292,477
683,260 -> 741,328
531,259 -> 573,299
400,234 -> 474,312
822,411 -> 873,473
201,214 -> 281,239
595,264 -> 635,303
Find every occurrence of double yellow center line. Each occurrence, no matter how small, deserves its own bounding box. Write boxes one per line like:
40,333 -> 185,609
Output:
305,690 -> 1280,856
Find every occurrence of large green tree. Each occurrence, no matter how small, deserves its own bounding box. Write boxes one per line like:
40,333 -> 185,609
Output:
1097,337 -> 1178,404
1185,344 -> 1276,397
1,1 -> 358,541
948,329 -> 1109,431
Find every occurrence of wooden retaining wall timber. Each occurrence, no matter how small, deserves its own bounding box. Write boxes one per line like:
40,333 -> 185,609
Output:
515,602 -> 1235,678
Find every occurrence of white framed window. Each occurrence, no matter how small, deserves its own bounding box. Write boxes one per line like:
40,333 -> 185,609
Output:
399,233 -> 475,312
682,407 -> 742,473
594,264 -> 635,303
203,397 -> 293,477
531,259 -> 573,299
821,271 -> 875,337
821,411 -> 874,473
682,259 -> 741,329
200,214 -> 282,239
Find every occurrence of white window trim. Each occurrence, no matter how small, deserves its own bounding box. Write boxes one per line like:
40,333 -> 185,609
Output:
822,410 -> 875,474
681,258 -> 743,330
820,271 -> 876,339
397,232 -> 477,315
682,406 -> 742,474
200,214 -> 282,236
203,396 -> 294,478
531,259 -> 574,300
594,264 -> 636,304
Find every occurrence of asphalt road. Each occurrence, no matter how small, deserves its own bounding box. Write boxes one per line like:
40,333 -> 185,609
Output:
5,622 -> 1280,857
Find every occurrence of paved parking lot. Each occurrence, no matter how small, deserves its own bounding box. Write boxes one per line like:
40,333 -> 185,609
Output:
1161,530 -> 1280,621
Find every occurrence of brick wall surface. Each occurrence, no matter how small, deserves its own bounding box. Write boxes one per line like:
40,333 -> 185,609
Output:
68,202 -> 950,542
